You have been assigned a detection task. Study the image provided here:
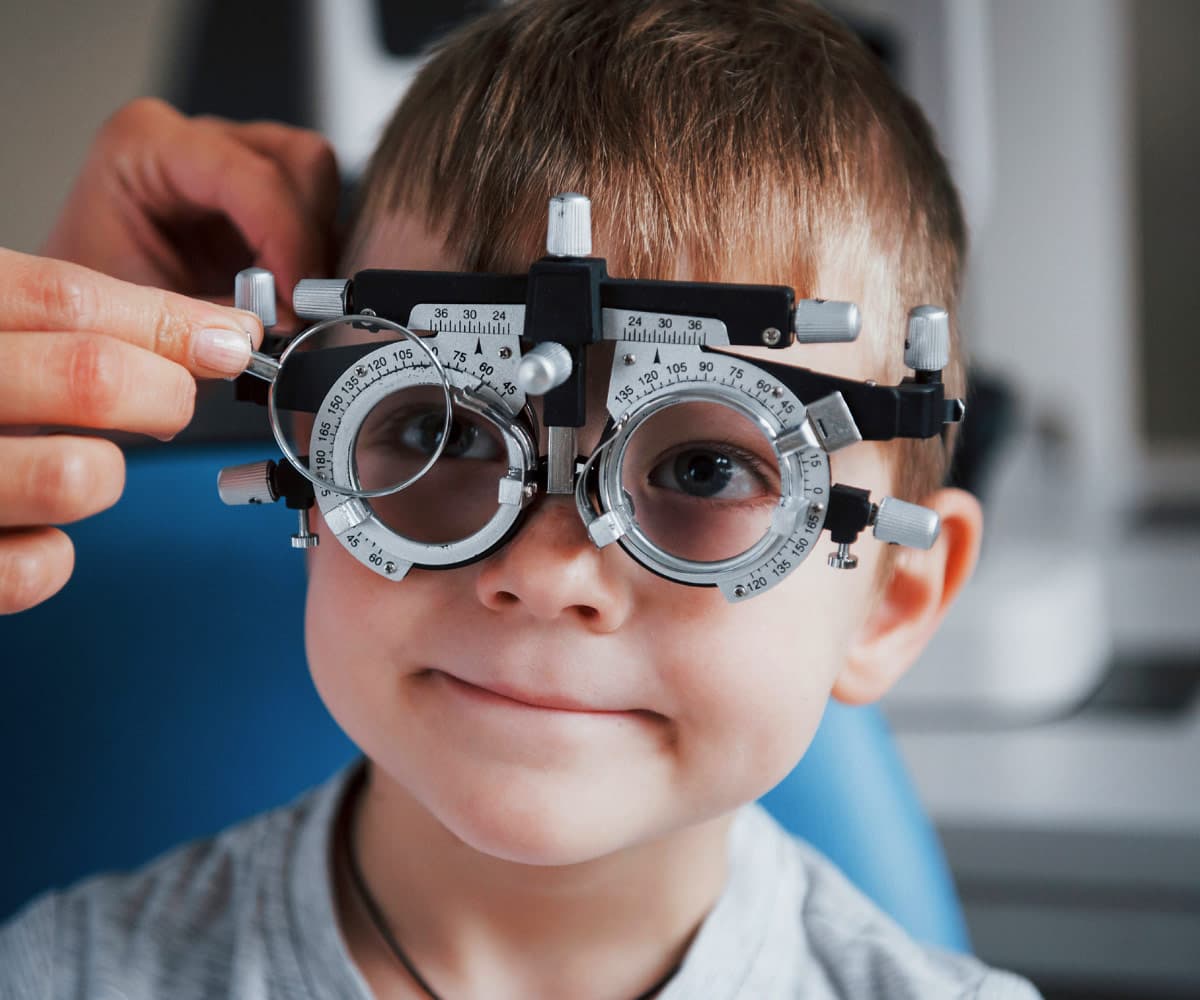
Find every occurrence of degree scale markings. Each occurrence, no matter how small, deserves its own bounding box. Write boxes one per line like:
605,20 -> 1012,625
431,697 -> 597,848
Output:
609,348 -> 798,426
407,304 -> 524,338
310,342 -> 440,500
601,309 -> 730,345
309,331 -> 520,504
406,304 -> 730,346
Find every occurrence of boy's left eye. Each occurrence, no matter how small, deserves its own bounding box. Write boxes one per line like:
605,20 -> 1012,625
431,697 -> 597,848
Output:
645,444 -> 774,501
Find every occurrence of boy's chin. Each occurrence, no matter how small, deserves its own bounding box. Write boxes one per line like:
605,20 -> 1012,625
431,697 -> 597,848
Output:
417,768 -> 674,867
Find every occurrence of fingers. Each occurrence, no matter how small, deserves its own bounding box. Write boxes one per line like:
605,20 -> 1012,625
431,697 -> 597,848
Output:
176,118 -> 329,297
0,333 -> 197,439
0,247 -> 262,378
0,526 -> 74,615
43,99 -> 340,328
108,101 -> 336,312
0,435 -> 125,528
229,120 -> 341,257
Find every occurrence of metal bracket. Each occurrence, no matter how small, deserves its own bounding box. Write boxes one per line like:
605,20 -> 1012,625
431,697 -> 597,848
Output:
547,426 -> 577,494
498,470 -> 528,506
587,510 -> 629,548
806,392 -> 863,452
323,497 -> 371,536
776,421 -> 821,456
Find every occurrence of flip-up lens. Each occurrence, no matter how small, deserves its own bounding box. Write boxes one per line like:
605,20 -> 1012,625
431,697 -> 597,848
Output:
274,318 -> 453,498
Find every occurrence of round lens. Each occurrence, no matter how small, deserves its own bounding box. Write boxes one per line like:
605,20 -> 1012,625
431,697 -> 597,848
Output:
274,317 -> 451,496
618,401 -> 782,563
354,387 -> 511,545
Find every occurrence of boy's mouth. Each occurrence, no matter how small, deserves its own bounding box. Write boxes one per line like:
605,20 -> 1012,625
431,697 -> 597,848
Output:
425,668 -> 653,717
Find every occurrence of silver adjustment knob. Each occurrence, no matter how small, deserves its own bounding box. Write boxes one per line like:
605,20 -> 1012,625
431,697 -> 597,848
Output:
872,497 -> 940,549
793,299 -> 862,344
516,341 -> 573,395
293,278 -> 350,319
235,268 -> 277,329
904,305 -> 950,372
546,193 -> 592,258
217,461 -> 277,506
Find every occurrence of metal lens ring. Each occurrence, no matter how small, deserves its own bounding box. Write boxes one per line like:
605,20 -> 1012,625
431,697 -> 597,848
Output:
596,351 -> 831,600
597,388 -> 799,581
313,373 -> 539,580
266,313 -> 453,499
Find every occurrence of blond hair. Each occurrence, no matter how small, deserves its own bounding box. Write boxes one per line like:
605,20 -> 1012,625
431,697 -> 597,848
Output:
346,0 -> 968,585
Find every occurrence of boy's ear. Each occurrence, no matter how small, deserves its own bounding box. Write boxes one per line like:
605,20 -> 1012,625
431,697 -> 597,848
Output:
831,487 -> 984,706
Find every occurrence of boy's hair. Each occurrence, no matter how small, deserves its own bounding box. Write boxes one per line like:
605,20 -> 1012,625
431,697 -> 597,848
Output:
346,0 -> 968,591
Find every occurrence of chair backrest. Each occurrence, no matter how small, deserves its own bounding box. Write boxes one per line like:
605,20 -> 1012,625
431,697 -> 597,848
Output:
0,444 -> 968,951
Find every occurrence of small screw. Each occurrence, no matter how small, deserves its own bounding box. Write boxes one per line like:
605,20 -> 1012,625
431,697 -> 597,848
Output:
733,585 -> 747,598
623,353 -> 637,366
384,561 -> 397,574
865,379 -> 877,387
761,327 -> 782,346
499,346 -> 513,359
811,502 -> 825,515
522,484 -> 536,500
355,365 -> 368,377
291,508 -> 319,549
772,386 -> 784,398
827,543 -> 858,570
360,307 -> 377,317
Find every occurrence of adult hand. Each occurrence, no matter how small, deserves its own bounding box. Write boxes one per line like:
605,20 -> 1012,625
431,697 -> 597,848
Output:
0,247 -> 264,614
41,98 -> 340,327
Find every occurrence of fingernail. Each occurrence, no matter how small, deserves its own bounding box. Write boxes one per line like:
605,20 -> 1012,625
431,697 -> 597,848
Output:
196,327 -> 252,375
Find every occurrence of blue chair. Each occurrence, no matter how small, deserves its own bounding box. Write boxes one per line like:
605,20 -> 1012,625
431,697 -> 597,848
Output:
0,444 -> 968,951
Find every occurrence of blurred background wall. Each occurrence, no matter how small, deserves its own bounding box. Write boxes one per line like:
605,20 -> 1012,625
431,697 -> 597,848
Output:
0,0 -> 177,254
1134,0 -> 1200,458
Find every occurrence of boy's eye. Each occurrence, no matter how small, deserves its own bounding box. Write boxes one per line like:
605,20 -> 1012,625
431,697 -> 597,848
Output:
645,444 -> 775,502
367,407 -> 504,461
402,410 -> 501,460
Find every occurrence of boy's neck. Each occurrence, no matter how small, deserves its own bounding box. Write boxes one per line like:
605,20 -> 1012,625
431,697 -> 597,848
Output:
330,760 -> 734,999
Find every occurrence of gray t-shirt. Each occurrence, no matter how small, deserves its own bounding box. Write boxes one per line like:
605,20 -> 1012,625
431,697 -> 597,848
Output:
1,758 -> 1040,999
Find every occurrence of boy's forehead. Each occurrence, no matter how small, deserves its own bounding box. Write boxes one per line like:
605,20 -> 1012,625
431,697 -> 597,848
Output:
349,211 -> 890,384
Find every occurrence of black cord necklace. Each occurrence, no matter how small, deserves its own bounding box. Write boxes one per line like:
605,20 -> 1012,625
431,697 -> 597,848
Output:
344,796 -> 683,1000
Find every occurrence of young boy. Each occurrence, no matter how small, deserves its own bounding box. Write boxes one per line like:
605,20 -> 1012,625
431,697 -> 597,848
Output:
1,1 -> 1040,997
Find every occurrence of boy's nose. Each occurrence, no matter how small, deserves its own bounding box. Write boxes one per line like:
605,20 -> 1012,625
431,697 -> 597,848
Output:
473,495 -> 634,631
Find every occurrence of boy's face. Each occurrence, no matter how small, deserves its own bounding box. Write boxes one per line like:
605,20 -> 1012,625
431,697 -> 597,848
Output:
304,212 -> 901,866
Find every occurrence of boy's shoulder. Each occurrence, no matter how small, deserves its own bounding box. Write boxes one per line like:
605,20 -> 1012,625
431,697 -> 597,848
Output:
670,801 -> 1042,1000
0,758 -> 367,1000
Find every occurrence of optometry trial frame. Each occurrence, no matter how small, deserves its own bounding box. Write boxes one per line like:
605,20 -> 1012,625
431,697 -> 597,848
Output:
218,194 -> 964,602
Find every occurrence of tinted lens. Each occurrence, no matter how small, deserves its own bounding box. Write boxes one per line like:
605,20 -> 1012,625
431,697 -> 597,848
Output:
619,401 -> 782,563
354,387 -> 510,544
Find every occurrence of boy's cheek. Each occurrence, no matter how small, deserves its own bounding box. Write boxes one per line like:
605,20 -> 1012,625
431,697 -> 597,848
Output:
648,572 -> 863,751
302,511 -> 430,713
302,487 -> 874,800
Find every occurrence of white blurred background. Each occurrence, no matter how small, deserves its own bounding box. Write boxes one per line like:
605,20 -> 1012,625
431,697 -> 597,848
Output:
1,1 -> 1196,996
